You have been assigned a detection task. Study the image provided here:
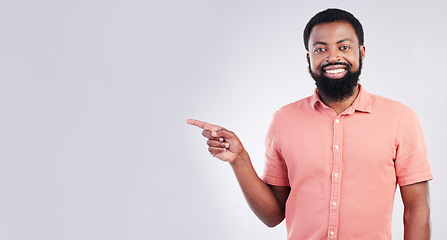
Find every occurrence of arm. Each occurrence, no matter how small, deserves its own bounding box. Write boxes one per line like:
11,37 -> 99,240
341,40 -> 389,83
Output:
187,119 -> 290,227
230,153 -> 290,227
400,181 -> 431,240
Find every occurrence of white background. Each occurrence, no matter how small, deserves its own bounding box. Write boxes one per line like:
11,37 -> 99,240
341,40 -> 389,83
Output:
0,0 -> 445,239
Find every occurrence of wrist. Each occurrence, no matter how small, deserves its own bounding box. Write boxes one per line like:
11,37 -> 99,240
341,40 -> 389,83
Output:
230,150 -> 250,167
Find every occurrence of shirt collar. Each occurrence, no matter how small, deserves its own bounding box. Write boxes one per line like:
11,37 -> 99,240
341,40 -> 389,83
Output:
310,83 -> 372,114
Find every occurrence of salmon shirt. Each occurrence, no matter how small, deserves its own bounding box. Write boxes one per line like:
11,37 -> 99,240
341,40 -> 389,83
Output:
262,85 -> 433,240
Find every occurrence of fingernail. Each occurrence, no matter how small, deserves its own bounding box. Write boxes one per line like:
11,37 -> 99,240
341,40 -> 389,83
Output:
225,143 -> 230,148
212,131 -> 217,137
219,137 -> 224,142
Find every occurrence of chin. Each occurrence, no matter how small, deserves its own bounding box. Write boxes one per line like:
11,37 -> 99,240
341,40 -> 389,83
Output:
308,66 -> 361,102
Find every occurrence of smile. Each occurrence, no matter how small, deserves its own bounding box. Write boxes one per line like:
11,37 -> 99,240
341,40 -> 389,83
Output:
323,67 -> 347,78
325,68 -> 345,74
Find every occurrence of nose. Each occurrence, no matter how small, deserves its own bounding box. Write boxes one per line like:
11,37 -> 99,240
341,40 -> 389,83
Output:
326,49 -> 341,63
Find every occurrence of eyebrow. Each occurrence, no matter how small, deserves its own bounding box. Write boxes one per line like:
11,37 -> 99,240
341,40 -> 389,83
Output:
313,38 -> 352,46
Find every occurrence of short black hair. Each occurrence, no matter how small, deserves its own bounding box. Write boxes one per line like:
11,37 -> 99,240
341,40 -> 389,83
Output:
303,8 -> 364,51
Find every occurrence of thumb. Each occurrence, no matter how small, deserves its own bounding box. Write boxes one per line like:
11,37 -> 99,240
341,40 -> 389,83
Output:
212,128 -> 235,141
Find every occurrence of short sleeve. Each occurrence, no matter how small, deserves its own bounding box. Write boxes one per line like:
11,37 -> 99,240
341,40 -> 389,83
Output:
261,111 -> 289,186
395,108 -> 433,186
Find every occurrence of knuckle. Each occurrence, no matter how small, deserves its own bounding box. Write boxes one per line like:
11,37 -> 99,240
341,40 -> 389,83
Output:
202,130 -> 210,137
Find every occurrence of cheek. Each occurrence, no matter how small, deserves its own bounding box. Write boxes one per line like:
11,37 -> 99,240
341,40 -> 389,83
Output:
347,57 -> 360,71
346,51 -> 361,69
309,57 -> 323,71
309,62 -> 318,73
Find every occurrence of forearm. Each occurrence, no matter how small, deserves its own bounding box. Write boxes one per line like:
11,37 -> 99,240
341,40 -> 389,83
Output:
230,151 -> 285,227
403,205 -> 431,240
186,120 -> 285,227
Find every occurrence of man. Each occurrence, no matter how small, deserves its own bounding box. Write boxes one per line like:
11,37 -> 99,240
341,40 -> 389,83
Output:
187,8 -> 432,240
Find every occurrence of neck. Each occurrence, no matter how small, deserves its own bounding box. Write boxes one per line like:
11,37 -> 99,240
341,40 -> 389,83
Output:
319,85 -> 360,115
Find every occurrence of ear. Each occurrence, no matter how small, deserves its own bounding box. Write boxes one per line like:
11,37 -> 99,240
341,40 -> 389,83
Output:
360,45 -> 366,60
306,52 -> 310,64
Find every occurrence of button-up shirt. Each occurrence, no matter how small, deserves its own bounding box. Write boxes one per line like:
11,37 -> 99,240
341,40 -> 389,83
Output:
262,85 -> 433,240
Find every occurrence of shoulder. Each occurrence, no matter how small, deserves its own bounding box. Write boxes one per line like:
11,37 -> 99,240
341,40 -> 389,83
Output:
366,92 -> 422,128
275,95 -> 313,116
368,92 -> 413,113
268,95 -> 315,129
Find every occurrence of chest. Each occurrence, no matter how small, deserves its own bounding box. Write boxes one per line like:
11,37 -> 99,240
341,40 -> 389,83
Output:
277,112 -> 398,178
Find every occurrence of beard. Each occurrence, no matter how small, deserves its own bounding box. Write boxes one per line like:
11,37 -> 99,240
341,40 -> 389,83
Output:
308,55 -> 362,102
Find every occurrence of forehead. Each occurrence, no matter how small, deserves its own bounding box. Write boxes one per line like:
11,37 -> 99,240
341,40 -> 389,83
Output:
309,21 -> 358,45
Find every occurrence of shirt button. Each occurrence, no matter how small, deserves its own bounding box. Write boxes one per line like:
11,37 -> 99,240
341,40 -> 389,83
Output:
335,119 -> 340,123
330,231 -> 335,236
332,202 -> 337,207
334,145 -> 339,150
334,173 -> 339,178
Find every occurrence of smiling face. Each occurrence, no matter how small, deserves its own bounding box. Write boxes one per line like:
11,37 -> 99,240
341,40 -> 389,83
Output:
308,21 -> 365,78
307,21 -> 366,101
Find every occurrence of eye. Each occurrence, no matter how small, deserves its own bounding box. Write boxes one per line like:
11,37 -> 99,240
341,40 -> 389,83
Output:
314,47 -> 326,53
339,45 -> 351,51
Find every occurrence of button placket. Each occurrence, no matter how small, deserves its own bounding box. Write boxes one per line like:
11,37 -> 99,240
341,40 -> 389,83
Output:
328,116 -> 344,239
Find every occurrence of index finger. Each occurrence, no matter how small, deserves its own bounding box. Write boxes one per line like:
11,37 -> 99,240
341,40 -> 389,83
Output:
186,119 -> 222,131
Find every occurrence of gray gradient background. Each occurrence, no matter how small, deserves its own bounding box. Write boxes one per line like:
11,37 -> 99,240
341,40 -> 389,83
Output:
0,0 -> 445,239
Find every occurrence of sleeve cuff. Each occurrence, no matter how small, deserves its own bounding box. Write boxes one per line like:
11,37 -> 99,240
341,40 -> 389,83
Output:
398,172 -> 433,186
261,174 -> 289,186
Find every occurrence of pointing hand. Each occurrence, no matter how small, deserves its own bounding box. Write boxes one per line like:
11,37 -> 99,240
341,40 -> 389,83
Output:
187,119 -> 245,163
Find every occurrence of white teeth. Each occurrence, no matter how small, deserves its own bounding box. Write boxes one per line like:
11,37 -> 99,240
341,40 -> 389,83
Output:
326,69 -> 345,74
